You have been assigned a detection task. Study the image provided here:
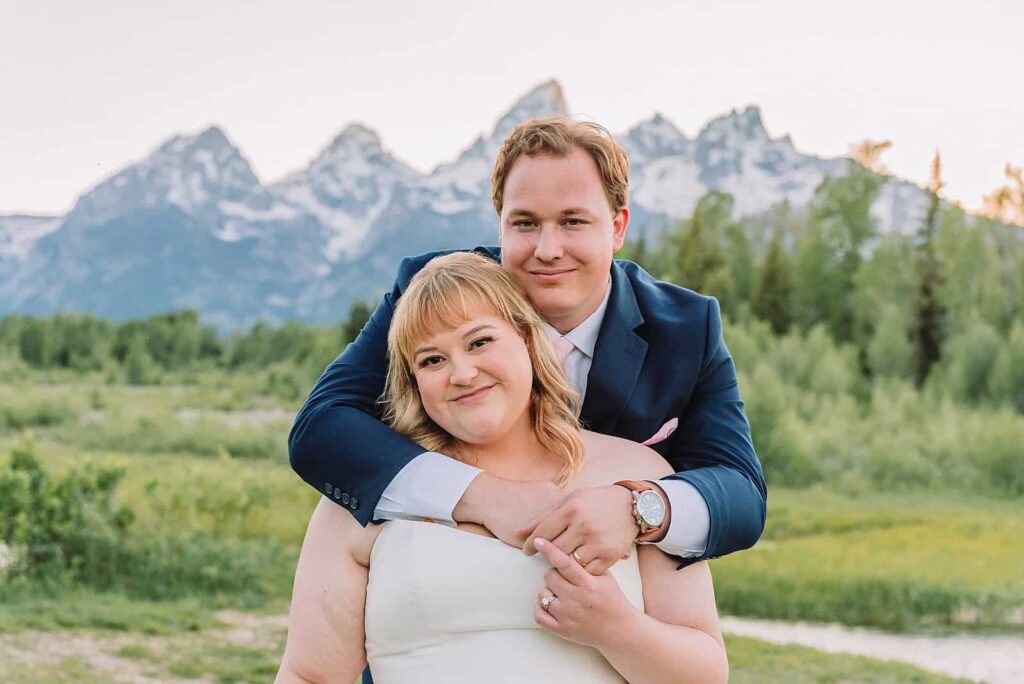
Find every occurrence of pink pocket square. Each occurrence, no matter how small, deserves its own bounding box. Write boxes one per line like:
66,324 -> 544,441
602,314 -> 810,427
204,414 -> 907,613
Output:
642,418 -> 678,446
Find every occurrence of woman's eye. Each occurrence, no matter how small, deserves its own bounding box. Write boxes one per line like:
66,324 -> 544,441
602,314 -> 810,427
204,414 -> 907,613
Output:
469,336 -> 493,350
418,355 -> 443,368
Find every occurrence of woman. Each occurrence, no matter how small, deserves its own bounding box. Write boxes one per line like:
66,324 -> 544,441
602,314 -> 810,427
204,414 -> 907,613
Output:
276,253 -> 728,684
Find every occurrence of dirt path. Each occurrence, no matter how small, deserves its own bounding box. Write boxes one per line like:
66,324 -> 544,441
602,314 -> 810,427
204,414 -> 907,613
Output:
722,616 -> 1024,684
0,611 -> 288,683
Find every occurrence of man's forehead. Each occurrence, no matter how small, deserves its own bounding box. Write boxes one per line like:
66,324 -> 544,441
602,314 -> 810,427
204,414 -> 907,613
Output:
506,206 -> 593,217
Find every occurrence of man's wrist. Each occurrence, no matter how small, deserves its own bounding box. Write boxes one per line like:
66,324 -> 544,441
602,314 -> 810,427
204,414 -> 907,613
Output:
452,470 -> 493,524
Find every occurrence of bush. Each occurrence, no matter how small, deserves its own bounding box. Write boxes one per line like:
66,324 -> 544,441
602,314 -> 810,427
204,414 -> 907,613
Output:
0,401 -> 75,432
0,443 -> 294,601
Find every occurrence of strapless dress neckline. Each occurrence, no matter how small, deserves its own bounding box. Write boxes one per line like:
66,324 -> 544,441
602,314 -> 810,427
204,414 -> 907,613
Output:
364,519 -> 644,684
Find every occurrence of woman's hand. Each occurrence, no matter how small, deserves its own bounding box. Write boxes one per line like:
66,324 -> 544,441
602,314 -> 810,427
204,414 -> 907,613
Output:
532,537 -> 640,650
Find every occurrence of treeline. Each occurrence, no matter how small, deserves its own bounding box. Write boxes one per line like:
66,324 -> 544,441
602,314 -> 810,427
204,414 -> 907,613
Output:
620,160 -> 1024,412
0,303 -> 373,384
1,160 -> 1022,412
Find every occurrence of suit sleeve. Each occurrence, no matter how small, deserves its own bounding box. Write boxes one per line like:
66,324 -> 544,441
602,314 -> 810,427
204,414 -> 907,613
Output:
664,296 -> 767,562
288,276 -> 427,526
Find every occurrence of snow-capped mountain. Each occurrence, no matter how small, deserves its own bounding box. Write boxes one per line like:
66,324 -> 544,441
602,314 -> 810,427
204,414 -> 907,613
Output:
0,80 -> 932,329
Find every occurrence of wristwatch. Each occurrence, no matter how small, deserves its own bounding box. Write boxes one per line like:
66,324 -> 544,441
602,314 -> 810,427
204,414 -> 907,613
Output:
614,480 -> 668,543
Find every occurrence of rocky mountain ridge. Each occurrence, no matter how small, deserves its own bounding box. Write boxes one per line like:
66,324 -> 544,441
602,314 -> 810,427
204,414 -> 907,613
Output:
0,80 -> 929,328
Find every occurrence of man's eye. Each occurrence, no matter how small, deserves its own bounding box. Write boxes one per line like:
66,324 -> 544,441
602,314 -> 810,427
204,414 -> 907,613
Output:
513,220 -> 537,230
564,218 -> 587,227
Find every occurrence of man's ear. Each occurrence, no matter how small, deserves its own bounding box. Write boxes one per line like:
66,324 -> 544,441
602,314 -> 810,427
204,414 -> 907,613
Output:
611,207 -> 630,253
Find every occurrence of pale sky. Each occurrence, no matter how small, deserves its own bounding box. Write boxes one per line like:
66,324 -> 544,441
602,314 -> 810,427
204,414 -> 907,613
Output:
2,0 -> 1021,215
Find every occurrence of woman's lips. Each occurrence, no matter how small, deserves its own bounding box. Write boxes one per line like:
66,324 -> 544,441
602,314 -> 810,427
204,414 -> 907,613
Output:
452,385 -> 494,403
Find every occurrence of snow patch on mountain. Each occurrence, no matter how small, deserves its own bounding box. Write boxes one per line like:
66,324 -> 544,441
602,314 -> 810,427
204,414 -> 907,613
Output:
0,215 -> 62,259
66,125 -> 260,228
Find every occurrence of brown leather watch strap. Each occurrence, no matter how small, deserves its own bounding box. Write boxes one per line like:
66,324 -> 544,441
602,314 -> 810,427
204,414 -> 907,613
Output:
614,480 -> 667,543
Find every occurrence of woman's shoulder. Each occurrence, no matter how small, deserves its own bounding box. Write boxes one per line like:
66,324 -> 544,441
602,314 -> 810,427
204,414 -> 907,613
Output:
576,430 -> 674,486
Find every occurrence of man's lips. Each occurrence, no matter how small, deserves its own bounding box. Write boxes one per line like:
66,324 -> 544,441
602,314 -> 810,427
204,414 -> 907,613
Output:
451,384 -> 495,403
528,268 -> 575,282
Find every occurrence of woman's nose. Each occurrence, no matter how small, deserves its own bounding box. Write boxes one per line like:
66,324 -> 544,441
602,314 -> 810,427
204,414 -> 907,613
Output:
448,354 -> 478,385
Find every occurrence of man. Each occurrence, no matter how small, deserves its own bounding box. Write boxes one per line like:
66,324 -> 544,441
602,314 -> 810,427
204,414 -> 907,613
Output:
289,117 -> 765,579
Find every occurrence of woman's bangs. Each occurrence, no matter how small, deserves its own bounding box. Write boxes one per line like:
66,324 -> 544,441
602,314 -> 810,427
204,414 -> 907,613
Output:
398,280 -> 499,358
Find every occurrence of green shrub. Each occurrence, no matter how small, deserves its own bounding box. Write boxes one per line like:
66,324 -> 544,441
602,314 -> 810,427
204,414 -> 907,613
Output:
0,401 -> 76,432
0,443 -> 294,601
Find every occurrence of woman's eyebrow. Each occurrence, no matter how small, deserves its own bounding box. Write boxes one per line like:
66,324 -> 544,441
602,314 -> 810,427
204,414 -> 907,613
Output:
461,324 -> 497,339
413,324 -> 497,356
413,344 -> 439,356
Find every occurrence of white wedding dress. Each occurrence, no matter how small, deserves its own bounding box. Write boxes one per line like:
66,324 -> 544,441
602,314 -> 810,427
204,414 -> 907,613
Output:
365,519 -> 645,684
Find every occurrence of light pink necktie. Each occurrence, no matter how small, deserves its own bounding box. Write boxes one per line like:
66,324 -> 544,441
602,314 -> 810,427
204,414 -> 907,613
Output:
553,336 -> 576,370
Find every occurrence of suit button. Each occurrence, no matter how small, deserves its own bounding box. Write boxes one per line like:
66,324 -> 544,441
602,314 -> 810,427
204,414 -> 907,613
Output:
341,493 -> 350,504
325,483 -> 333,495
333,489 -> 341,500
350,497 -> 358,510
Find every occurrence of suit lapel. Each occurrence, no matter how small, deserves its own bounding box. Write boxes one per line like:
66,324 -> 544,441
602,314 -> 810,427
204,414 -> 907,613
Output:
579,263 -> 647,435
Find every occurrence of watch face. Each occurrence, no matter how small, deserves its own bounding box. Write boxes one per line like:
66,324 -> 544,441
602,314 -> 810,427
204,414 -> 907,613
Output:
637,490 -> 666,527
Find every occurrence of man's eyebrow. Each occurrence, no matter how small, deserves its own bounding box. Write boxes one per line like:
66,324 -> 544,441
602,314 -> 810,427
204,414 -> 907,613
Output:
413,324 -> 497,356
506,208 -> 538,218
506,208 -> 593,217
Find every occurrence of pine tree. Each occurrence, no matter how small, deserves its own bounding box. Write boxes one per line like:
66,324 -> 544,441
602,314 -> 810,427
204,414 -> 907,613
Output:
753,231 -> 793,334
674,192 -> 733,306
912,150 -> 947,387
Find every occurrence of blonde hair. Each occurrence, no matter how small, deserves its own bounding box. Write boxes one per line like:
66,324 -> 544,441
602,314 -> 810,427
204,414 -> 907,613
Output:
382,252 -> 583,486
491,116 -> 630,216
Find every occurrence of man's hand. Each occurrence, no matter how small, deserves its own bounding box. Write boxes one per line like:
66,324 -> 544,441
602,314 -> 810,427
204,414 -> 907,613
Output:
518,485 -> 638,574
453,472 -> 562,548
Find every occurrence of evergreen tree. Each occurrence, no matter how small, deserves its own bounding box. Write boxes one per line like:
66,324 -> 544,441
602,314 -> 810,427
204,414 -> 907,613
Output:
342,302 -> 374,345
673,192 -> 733,307
753,231 -> 793,335
912,151 -> 947,387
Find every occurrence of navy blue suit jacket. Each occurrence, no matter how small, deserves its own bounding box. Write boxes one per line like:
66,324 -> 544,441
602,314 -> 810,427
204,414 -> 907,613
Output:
289,247 -> 766,561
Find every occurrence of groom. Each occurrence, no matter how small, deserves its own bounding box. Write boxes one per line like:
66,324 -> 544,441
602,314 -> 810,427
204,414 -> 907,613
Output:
289,117 -> 766,577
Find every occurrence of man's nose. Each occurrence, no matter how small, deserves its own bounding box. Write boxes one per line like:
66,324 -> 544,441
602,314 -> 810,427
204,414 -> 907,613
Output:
448,354 -> 478,385
533,225 -> 564,262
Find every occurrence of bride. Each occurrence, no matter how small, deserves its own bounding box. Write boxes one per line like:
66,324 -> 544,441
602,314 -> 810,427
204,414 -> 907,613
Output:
276,252 -> 728,684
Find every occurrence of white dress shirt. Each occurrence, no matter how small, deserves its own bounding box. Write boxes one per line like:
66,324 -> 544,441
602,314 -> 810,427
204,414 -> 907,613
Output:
374,281 -> 711,557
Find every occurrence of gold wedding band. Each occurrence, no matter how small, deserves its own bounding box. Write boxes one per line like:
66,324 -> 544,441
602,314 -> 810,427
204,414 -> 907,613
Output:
540,594 -> 556,612
572,549 -> 586,566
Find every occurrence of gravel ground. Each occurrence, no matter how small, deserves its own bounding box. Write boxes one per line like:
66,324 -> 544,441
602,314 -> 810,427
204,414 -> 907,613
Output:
722,616 -> 1024,684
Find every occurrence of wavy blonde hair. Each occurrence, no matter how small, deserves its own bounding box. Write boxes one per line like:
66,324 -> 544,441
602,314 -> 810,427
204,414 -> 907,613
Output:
382,252 -> 583,486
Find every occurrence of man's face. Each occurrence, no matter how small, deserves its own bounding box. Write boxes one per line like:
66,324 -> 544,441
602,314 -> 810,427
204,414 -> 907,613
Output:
498,149 -> 629,333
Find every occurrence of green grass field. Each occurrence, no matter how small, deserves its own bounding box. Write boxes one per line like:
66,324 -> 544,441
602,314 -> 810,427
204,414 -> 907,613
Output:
1,371 -> 1020,681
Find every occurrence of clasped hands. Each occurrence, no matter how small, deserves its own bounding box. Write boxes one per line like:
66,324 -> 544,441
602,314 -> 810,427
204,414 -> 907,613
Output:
454,474 -> 646,648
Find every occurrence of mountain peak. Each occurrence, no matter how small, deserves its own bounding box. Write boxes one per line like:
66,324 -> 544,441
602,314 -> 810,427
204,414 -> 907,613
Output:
699,105 -> 768,143
490,79 -> 569,143
158,124 -> 240,158
328,123 -> 384,154
625,113 -> 690,157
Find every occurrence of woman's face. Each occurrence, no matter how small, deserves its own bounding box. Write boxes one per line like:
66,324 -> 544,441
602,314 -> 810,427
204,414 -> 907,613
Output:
410,310 -> 534,447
